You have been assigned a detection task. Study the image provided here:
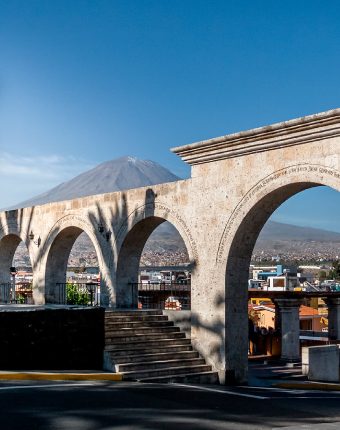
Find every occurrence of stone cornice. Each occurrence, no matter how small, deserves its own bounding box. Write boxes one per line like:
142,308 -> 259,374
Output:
171,108 -> 340,165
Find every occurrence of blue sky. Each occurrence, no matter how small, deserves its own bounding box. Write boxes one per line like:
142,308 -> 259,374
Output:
1,1 -> 340,230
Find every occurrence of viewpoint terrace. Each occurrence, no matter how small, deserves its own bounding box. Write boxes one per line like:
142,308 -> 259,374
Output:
2,108 -> 340,384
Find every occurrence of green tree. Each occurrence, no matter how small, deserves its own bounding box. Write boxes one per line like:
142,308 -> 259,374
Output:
66,282 -> 90,305
318,270 -> 327,282
16,294 -> 25,304
329,261 -> 340,280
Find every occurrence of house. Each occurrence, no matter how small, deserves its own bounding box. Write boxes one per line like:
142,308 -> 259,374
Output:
249,304 -> 326,331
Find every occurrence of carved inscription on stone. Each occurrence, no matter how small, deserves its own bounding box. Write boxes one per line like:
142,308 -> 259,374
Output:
54,215 -> 92,229
45,214 -> 94,251
116,202 -> 199,261
217,164 -> 340,263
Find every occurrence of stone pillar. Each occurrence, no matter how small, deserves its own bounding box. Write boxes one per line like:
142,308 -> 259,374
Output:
324,298 -> 340,340
274,302 -> 281,331
191,265 -> 230,385
274,299 -> 303,362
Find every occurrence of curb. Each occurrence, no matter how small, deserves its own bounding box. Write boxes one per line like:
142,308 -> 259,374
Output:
272,382 -> 340,391
0,372 -> 123,381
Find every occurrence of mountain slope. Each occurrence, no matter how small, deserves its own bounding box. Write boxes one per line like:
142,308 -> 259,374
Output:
72,219 -> 340,257
257,220 -> 340,243
5,156 -> 181,210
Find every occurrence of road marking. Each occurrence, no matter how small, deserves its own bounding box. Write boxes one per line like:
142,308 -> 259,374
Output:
172,383 -> 268,399
0,383 -> 95,390
276,396 -> 340,399
239,386 -> 306,393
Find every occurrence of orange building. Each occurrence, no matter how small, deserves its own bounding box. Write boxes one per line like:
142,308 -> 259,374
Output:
249,304 -> 327,332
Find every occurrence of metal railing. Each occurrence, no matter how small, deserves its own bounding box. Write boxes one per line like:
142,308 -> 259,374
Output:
0,283 -> 11,303
56,282 -> 67,304
0,283 -> 33,304
56,282 -> 99,306
130,282 -> 191,310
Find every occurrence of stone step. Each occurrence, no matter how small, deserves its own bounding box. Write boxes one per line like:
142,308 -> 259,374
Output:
106,339 -> 192,359
104,338 -> 191,351
108,350 -> 199,364
121,364 -> 212,381
117,357 -> 205,373
104,315 -> 169,323
105,332 -> 186,344
105,326 -> 179,337
105,310 -> 163,317
105,320 -> 174,329
137,371 -> 219,384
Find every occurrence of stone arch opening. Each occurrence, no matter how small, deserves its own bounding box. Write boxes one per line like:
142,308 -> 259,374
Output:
0,234 -> 29,283
45,226 -> 101,304
68,232 -> 99,273
223,181 -> 324,384
116,216 -> 191,308
0,233 -> 32,301
13,241 -> 32,270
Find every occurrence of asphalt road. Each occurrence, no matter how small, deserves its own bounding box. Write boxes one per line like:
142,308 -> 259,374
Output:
0,380 -> 340,429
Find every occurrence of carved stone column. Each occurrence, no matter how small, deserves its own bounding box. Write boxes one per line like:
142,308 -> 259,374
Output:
273,299 -> 303,362
274,302 -> 281,331
324,298 -> 340,340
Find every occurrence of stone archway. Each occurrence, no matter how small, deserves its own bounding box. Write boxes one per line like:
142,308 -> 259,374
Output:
0,234 -> 25,284
115,202 -> 197,308
218,165 -> 340,384
0,223 -> 32,283
42,215 -> 105,304
0,223 -> 33,302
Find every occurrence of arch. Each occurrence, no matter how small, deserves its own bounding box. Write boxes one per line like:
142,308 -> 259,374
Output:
115,202 -> 198,262
115,204 -> 195,308
43,214 -> 105,304
220,163 -> 340,384
0,223 -> 33,284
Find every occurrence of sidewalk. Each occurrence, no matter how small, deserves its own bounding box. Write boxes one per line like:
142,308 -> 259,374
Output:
1,357 -> 339,389
0,370 -> 123,381
248,355 -> 340,391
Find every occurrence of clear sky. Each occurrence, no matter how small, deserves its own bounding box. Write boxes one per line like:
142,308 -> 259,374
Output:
1,1 -> 340,230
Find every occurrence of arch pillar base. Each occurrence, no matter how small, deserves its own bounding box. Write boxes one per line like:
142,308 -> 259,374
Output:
191,269 -> 248,386
100,294 -> 110,308
32,272 -> 46,305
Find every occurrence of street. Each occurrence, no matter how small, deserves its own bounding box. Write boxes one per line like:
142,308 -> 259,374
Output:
0,380 -> 340,429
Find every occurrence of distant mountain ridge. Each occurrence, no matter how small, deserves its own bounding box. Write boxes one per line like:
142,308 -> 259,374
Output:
4,156 -> 181,211
257,220 -> 340,243
150,219 -> 340,254
75,219 -> 340,256
145,219 -> 340,254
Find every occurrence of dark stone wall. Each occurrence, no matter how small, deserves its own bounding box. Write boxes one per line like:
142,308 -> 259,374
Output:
0,307 -> 105,370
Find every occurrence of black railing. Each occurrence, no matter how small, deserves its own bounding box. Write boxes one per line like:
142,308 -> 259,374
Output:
56,282 -> 99,306
56,283 -> 67,304
0,283 -> 11,303
130,282 -> 191,310
0,283 -> 33,304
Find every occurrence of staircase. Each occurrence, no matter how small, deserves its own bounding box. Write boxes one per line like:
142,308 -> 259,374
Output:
103,310 -> 219,384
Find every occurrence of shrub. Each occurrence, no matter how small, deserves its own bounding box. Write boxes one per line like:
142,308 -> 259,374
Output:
66,282 -> 90,306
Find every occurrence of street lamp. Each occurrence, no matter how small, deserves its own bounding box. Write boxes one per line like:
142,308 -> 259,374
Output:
10,266 -> 16,301
29,231 -> 41,247
98,223 -> 111,241
86,283 -> 96,306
